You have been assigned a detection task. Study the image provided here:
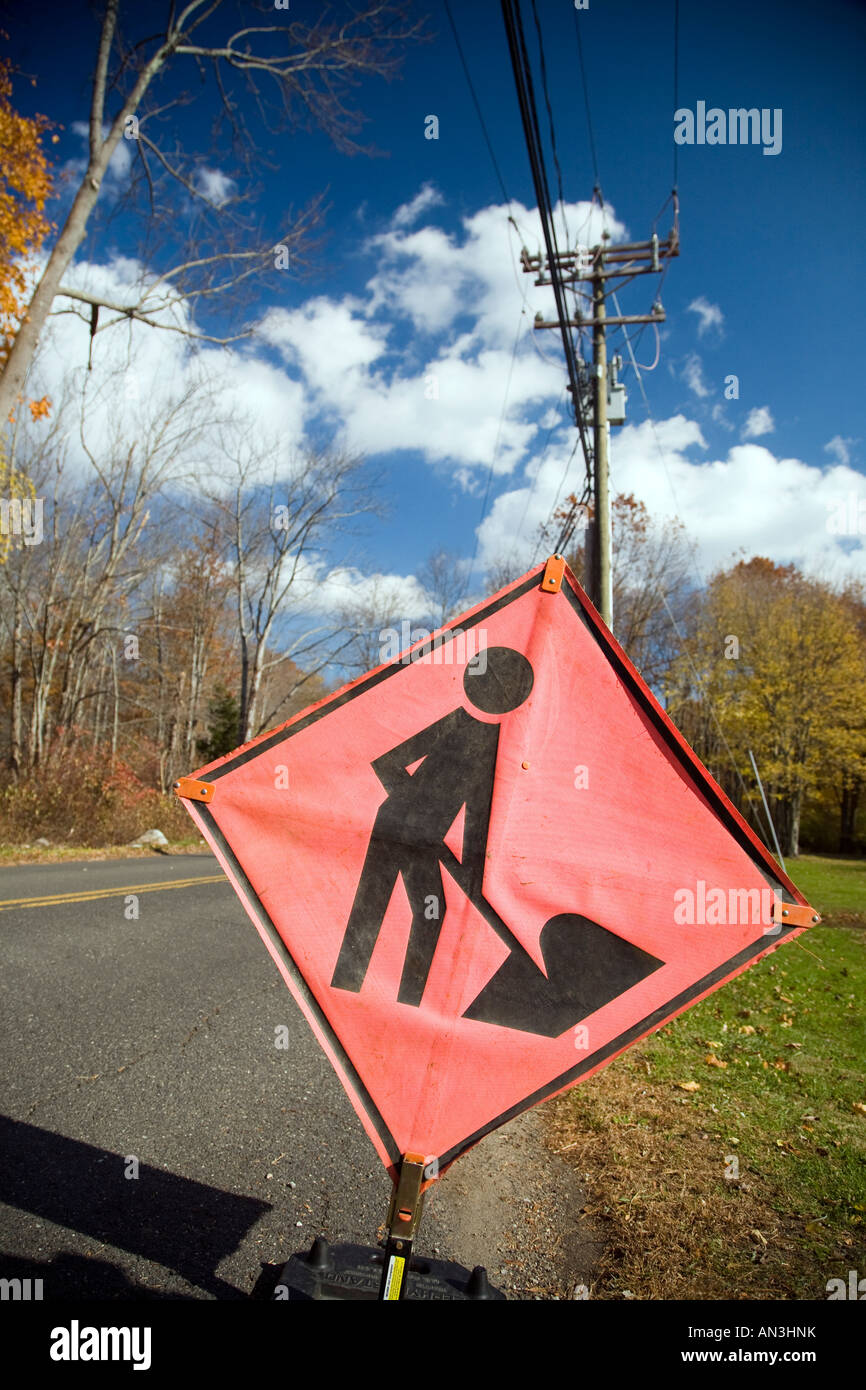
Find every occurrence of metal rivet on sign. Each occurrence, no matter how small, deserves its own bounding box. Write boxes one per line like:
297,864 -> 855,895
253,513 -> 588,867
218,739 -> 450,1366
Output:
521,761 -> 530,770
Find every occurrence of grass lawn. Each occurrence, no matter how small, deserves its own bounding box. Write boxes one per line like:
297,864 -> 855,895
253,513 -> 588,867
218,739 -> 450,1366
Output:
789,854 -> 866,918
548,854 -> 866,1299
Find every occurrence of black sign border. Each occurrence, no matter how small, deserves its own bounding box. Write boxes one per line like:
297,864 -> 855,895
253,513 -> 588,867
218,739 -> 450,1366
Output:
190,565 -> 805,1173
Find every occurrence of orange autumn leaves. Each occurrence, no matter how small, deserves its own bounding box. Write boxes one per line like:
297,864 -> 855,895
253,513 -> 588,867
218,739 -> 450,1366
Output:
0,55 -> 55,411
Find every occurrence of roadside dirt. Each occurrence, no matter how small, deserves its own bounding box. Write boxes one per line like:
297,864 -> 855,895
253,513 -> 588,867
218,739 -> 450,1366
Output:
422,1105 -> 602,1299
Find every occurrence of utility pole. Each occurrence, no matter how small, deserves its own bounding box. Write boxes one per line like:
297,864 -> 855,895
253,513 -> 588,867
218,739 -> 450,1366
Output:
593,267 -> 611,626
522,211 -> 679,629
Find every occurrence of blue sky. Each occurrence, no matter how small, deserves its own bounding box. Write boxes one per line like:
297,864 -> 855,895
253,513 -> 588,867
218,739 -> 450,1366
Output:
5,0 -> 866,618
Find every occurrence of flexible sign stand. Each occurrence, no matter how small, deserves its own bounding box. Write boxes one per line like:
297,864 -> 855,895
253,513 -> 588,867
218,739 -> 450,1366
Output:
176,556 -> 819,1300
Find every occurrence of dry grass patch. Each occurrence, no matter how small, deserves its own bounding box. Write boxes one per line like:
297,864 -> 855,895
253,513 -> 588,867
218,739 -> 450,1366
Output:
545,914 -> 866,1300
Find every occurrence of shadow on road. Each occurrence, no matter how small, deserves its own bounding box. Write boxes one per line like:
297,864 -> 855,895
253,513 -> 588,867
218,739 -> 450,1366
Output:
0,1116 -> 270,1299
0,1249 -> 200,1299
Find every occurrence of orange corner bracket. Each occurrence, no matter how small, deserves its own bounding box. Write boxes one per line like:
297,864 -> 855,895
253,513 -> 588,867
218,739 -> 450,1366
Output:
772,900 -> 821,928
541,554 -> 565,593
173,777 -> 214,804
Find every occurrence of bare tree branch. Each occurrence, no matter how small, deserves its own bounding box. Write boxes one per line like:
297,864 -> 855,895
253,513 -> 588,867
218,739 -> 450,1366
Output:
0,0 -> 426,422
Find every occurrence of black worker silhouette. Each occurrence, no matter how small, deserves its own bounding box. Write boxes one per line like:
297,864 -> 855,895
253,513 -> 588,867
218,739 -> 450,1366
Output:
330,646 -> 664,1036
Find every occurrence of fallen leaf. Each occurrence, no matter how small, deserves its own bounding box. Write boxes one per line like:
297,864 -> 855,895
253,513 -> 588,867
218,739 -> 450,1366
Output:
738,1024 -> 756,1035
853,1102 -> 866,1118
705,1054 -> 728,1069
804,1219 -> 826,1236
675,1080 -> 701,1092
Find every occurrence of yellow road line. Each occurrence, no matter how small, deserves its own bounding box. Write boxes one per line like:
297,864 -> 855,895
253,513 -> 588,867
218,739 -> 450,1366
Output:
0,873 -> 227,912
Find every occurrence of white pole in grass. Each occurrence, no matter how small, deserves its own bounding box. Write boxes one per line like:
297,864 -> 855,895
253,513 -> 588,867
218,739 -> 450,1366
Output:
748,747 -> 786,875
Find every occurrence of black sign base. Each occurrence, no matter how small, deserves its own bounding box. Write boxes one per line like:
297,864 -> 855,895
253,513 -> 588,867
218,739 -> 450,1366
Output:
273,1237 -> 505,1301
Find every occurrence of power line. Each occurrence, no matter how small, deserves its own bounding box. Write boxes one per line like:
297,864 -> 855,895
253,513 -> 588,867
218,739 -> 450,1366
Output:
505,0 -> 682,635
505,219 -> 572,371
611,290 -> 770,837
572,3 -> 600,190
534,436 -> 579,565
530,0 -> 569,246
461,311 -> 525,599
441,4 -> 569,387
633,321 -> 661,371
429,2 -> 581,598
514,385 -> 567,548
513,3 -> 563,262
611,286 -> 698,586
673,0 -> 680,189
443,0 -> 512,208
500,0 -> 594,493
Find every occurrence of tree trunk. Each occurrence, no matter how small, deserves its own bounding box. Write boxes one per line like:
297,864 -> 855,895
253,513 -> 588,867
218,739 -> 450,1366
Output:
0,177 -> 103,421
242,642 -> 266,744
8,595 -> 22,779
0,0 -> 163,422
92,646 -> 106,748
778,788 -> 802,859
110,646 -> 119,762
238,637 -> 250,746
840,776 -> 860,855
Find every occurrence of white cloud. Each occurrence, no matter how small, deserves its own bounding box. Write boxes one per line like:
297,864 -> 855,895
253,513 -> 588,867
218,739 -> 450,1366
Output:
26,181 -> 860,614
392,182 -> 445,228
824,435 -> 857,467
24,253 -> 308,492
476,414 -> 865,584
256,196 -> 627,480
67,120 -> 133,183
261,296 -> 388,399
318,567 -> 430,621
682,353 -> 710,398
30,190 -> 626,499
687,296 -> 724,337
193,165 -> 236,207
258,198 -> 625,480
742,406 -> 775,438
364,197 -> 626,348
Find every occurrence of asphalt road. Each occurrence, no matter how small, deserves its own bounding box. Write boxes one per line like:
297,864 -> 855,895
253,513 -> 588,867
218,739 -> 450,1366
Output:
0,855 -> 589,1300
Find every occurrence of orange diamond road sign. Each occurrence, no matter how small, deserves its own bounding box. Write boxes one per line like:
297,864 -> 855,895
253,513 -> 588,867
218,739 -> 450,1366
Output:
177,557 -> 819,1183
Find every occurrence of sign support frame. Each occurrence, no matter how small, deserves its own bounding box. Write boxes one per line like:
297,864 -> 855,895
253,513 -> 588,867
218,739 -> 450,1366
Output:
378,1153 -> 426,1301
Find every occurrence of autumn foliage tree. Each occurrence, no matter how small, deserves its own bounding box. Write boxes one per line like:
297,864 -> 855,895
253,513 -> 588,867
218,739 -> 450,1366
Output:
665,559 -> 866,857
0,439 -> 35,567
0,57 -> 53,392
